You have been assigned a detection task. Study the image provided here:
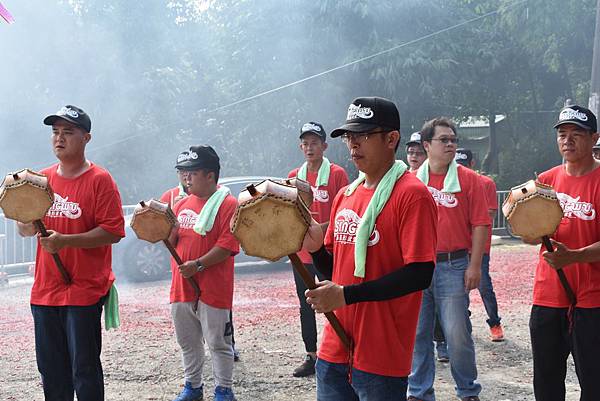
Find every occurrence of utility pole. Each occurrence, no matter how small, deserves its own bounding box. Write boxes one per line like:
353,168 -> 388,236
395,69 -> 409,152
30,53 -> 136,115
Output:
589,0 -> 600,117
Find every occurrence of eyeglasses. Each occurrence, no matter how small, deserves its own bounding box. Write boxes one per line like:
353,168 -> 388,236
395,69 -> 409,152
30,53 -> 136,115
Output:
431,137 -> 459,145
407,151 -> 425,156
340,130 -> 387,145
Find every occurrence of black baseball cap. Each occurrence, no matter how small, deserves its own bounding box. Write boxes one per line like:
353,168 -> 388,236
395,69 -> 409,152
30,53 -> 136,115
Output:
44,105 -> 91,133
406,132 -> 422,147
330,97 -> 400,138
455,148 -> 473,166
554,105 -> 597,132
175,145 -> 220,171
299,121 -> 326,141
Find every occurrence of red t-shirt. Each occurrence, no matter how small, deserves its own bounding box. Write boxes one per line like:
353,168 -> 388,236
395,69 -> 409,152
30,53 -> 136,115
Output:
288,163 -> 349,264
480,174 -> 498,253
170,193 -> 239,309
427,165 -> 490,252
319,172 -> 438,377
160,186 -> 186,209
534,165 -> 600,308
31,163 -> 125,306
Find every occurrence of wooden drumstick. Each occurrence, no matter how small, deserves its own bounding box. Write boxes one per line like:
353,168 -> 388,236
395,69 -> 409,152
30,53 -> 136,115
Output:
542,236 -> 576,305
138,201 -> 200,311
288,253 -> 351,349
33,220 -> 71,285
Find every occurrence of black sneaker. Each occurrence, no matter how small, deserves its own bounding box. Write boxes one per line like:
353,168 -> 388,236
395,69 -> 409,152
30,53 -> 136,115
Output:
460,396 -> 480,401
292,354 -> 316,377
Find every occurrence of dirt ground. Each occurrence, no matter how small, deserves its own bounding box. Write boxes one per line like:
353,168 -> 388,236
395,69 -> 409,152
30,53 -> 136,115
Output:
0,243 -> 582,400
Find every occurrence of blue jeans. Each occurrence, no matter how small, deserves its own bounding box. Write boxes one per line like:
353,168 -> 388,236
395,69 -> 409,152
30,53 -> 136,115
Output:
316,359 -> 407,401
408,256 -> 481,401
31,300 -> 105,401
478,253 -> 501,327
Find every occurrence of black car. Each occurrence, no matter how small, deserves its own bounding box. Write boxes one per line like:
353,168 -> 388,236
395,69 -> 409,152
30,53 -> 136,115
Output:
112,176 -> 287,282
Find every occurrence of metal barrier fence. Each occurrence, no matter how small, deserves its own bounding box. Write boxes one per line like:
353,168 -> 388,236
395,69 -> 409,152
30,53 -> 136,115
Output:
0,196 -> 512,278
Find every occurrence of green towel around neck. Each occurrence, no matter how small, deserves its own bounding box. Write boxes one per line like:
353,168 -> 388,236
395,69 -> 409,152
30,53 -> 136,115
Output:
298,157 -> 331,187
344,160 -> 408,278
416,159 -> 461,193
104,284 -> 120,330
193,186 -> 231,236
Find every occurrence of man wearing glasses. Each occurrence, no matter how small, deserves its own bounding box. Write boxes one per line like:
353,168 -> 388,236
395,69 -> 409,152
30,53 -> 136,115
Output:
302,97 -> 438,400
408,118 -> 489,401
287,121 -> 349,378
406,132 -> 427,172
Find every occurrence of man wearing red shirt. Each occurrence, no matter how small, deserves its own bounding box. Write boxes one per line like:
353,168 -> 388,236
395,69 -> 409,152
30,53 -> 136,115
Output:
168,145 -> 239,401
160,150 -> 191,208
406,132 -> 427,172
303,97 -> 438,401
18,105 -> 125,400
525,105 -> 600,401
409,118 -> 489,401
455,148 -> 504,341
287,121 -> 349,377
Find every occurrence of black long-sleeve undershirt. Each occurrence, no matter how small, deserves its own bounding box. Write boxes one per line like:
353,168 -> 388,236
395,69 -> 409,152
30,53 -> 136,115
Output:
310,245 -> 435,305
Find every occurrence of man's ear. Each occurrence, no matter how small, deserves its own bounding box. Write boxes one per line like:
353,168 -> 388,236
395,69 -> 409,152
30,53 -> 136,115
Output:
84,132 -> 91,143
388,130 -> 400,150
322,141 -> 328,151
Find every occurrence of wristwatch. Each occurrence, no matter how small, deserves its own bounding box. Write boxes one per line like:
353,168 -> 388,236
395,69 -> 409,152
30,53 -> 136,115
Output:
195,259 -> 203,272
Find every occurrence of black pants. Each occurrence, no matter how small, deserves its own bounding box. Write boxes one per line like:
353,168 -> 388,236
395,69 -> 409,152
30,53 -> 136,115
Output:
293,263 -> 326,353
31,300 -> 105,401
529,305 -> 600,401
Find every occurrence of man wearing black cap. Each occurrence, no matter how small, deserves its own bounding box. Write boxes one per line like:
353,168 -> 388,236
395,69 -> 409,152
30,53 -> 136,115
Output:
302,97 -> 438,400
454,148 -> 504,342
160,150 -> 192,208
287,121 -> 349,377
17,105 -> 125,400
406,132 -> 427,172
167,145 -> 239,401
523,105 -> 600,401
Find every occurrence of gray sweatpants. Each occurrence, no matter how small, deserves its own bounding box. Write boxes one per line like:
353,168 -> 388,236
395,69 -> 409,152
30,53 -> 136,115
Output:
171,301 -> 234,388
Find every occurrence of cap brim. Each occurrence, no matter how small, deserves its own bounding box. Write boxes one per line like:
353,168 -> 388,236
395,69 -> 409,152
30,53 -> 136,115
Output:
43,115 -> 86,131
299,131 -> 326,140
553,120 -> 593,131
455,160 -> 469,166
330,122 -> 380,138
406,141 -> 421,147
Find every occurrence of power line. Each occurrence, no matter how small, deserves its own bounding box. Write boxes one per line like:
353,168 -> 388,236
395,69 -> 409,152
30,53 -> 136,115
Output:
74,0 -> 530,156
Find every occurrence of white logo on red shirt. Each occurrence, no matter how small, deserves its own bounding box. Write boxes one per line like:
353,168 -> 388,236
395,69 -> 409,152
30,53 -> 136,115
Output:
428,187 -> 458,208
556,192 -> 596,220
311,186 -> 329,203
47,193 -> 82,219
177,209 -> 198,229
333,208 -> 380,246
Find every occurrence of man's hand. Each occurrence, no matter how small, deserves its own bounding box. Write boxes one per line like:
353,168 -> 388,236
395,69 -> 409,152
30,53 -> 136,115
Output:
39,230 -> 66,253
305,280 -> 345,313
17,222 -> 38,237
302,218 -> 324,253
464,263 -> 481,291
178,260 -> 201,278
543,240 -> 576,270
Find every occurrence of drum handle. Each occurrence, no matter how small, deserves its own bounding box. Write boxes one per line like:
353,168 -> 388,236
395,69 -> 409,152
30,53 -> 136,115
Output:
33,220 -> 72,285
163,239 -> 200,311
542,236 -> 577,306
288,253 -> 352,350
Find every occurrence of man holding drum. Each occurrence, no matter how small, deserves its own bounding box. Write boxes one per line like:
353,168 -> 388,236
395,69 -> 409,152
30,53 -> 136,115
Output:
526,105 -> 600,401
17,105 -> 125,400
409,118 -> 489,401
167,145 -> 239,401
287,121 -> 349,377
303,97 -> 438,401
